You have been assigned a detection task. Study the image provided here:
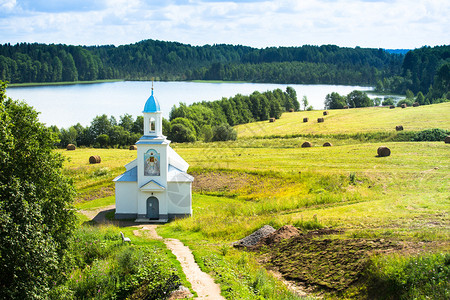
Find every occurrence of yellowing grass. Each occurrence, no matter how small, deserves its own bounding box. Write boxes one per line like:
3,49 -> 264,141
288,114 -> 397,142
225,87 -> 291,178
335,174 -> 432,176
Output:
236,102 -> 450,137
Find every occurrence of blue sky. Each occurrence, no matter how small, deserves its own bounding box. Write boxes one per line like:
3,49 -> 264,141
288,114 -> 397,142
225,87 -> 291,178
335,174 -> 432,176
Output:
0,0 -> 448,49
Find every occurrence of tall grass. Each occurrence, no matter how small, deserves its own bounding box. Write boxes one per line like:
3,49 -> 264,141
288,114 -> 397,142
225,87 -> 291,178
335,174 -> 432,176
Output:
365,252 -> 450,299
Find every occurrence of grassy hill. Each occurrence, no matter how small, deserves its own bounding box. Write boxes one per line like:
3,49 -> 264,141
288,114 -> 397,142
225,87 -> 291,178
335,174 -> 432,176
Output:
62,102 -> 450,299
236,102 -> 450,137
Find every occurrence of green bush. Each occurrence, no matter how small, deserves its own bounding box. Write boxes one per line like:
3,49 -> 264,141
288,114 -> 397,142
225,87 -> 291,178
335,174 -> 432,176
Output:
396,98 -> 413,107
365,252 -> 450,299
413,128 -> 450,141
212,123 -> 237,141
382,98 -> 394,106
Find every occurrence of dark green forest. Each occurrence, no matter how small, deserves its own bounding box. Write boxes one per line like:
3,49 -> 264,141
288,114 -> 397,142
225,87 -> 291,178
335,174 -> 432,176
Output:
1,41 -> 403,85
1,40 -> 448,104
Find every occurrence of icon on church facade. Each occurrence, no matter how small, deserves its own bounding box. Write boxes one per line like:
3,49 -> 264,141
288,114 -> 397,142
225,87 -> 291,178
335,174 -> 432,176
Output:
144,149 -> 160,176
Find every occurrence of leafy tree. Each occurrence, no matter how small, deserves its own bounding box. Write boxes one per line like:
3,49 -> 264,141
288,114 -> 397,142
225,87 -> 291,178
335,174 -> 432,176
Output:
119,113 -> 134,132
324,92 -> 346,109
346,90 -> 373,108
96,134 -> 110,147
302,95 -> 309,111
212,123 -> 237,141
0,81 -> 76,299
416,92 -> 425,105
169,124 -> 196,143
382,98 -> 395,106
405,89 -> 414,99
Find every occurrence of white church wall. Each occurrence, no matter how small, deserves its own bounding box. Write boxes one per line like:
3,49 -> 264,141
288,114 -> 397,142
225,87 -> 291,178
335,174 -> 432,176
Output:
167,182 -> 192,216
115,182 -> 138,218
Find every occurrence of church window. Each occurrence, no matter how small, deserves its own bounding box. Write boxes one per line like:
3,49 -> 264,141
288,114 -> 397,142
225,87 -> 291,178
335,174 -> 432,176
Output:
150,118 -> 156,132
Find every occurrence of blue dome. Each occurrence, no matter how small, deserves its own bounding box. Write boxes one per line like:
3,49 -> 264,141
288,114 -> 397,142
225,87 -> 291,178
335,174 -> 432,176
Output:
143,89 -> 161,113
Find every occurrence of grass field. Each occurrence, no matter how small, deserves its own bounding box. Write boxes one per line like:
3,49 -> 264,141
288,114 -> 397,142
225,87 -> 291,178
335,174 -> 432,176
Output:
62,103 -> 450,299
236,102 -> 450,137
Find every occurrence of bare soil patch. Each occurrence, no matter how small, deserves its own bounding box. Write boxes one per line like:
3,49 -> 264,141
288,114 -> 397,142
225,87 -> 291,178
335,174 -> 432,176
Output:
259,229 -> 399,291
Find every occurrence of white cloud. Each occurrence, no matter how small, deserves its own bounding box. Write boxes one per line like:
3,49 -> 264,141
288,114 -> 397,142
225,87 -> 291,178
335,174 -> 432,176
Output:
0,0 -> 448,48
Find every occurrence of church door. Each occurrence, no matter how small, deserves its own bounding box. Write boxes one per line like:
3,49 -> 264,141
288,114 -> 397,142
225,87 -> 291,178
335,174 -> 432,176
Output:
146,196 -> 159,219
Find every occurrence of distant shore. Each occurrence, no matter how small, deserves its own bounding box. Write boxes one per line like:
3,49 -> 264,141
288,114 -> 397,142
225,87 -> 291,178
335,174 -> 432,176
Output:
8,79 -> 123,88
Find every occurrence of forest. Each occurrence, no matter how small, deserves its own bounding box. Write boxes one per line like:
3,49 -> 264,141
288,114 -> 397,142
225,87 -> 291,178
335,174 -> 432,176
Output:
1,40 -> 448,105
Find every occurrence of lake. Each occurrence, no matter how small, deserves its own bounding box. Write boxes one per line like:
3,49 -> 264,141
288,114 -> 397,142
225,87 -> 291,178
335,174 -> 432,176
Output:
6,81 -> 373,128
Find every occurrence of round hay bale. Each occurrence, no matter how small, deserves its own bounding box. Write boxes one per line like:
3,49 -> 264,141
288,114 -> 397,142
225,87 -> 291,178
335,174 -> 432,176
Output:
89,155 -> 101,164
129,145 -> 137,150
301,141 -> 312,148
389,105 -> 395,109
303,117 -> 309,123
445,136 -> 450,144
377,146 -> 391,157
395,125 -> 404,131
317,117 -> 324,123
269,117 -> 275,122
344,105 -> 349,109
401,103 -> 407,108
66,144 -> 76,151
413,102 -> 419,107
289,108 -> 294,112
323,111 -> 329,116
323,142 -> 332,147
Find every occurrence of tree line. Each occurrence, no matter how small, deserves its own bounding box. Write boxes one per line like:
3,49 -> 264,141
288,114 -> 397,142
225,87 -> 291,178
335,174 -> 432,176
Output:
1,40 -> 447,104
53,87 -> 299,147
376,45 -> 449,103
0,40 -> 401,86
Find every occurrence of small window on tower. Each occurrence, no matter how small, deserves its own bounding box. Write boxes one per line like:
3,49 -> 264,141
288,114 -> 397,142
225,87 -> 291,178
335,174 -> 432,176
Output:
150,118 -> 155,132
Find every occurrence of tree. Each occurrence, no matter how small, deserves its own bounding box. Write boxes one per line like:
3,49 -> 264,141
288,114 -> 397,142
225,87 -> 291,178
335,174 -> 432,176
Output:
0,81 -> 76,299
212,123 -> 237,141
324,92 -> 346,109
416,92 -> 425,105
302,95 -> 309,111
346,90 -> 373,108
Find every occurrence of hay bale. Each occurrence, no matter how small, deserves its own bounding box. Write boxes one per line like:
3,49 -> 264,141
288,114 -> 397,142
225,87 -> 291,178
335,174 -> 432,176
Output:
323,111 -> 329,116
395,125 -> 404,131
413,102 -> 419,107
323,142 -> 332,147
445,136 -> 450,144
89,155 -> 101,164
389,105 -> 395,109
66,144 -> 76,150
401,103 -> 407,108
303,117 -> 309,123
129,145 -> 137,150
301,141 -> 312,148
377,146 -> 391,157
344,105 -> 349,109
289,108 -> 294,112
269,117 -> 275,123
317,117 -> 324,123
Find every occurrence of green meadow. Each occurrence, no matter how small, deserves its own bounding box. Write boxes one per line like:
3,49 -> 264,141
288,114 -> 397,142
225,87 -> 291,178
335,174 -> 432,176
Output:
63,102 -> 449,299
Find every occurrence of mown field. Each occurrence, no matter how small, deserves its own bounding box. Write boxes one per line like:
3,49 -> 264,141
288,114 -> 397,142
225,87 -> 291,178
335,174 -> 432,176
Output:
63,102 -> 449,299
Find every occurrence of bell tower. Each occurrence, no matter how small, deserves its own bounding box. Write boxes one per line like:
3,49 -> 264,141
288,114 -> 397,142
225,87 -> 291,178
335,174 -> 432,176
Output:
142,83 -> 163,138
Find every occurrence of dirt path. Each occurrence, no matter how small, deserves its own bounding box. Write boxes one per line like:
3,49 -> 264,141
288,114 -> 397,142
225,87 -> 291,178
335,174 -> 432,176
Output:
79,208 -> 225,299
139,225 -> 225,299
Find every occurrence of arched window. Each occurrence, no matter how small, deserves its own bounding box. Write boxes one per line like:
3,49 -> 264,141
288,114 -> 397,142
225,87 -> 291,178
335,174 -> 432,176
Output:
150,117 -> 156,132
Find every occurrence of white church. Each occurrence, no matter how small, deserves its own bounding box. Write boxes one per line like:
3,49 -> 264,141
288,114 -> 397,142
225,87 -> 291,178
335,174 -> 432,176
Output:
113,87 -> 194,222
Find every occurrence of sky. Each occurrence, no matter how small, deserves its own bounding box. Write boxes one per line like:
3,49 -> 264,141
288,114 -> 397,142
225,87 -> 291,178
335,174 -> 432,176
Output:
0,0 -> 449,49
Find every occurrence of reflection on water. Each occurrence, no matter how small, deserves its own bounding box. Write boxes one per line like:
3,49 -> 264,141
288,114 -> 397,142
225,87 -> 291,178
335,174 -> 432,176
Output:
7,81 -> 372,128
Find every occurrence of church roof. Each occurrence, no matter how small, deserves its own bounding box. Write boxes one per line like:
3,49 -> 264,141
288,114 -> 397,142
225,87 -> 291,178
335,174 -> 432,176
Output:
113,166 -> 137,182
143,89 -> 161,113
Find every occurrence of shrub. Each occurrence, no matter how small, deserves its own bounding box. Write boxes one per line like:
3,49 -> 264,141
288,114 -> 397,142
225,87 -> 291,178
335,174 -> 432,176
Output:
382,98 -> 394,106
396,98 -> 413,107
212,123 -> 237,141
413,128 -> 450,141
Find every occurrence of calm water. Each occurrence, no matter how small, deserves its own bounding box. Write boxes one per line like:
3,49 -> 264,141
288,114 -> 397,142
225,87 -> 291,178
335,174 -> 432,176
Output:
6,81 -> 373,128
